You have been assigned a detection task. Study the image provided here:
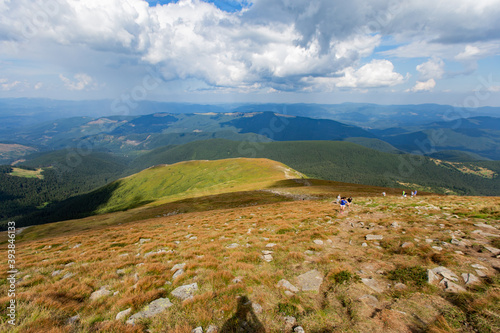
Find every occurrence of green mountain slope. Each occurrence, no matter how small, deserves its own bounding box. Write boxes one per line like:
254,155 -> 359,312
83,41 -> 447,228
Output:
131,139 -> 500,196
15,158 -> 304,226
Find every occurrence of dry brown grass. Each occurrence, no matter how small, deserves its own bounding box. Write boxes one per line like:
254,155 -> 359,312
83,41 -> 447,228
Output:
1,191 -> 499,332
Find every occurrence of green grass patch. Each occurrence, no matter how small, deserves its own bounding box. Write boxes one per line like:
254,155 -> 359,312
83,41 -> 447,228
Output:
387,266 -> 427,287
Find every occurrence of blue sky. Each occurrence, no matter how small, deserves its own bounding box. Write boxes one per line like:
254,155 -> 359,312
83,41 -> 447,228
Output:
1,0 -> 500,106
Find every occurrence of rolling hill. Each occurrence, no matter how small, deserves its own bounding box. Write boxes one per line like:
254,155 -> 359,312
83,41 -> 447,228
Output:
14,158 -> 305,226
130,139 -> 500,196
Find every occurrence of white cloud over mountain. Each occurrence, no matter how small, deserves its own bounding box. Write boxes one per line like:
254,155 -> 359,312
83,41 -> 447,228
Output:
0,0 -> 499,103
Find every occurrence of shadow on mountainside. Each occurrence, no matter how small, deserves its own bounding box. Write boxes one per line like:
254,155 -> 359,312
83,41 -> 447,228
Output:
220,296 -> 266,333
15,180 -> 154,228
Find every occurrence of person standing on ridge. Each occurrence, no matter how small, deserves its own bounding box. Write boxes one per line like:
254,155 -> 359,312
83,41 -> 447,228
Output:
339,197 -> 347,213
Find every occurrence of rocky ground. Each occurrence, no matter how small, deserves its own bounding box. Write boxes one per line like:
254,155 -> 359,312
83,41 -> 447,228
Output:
1,193 -> 499,332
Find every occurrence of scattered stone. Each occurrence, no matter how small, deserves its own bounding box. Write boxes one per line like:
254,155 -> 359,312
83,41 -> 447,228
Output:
326,239 -> 333,244
206,325 -> 218,333
440,279 -> 466,293
139,238 -> 151,244
262,250 -> 273,255
276,279 -> 299,293
313,239 -> 324,245
171,283 -> 198,300
296,270 -> 323,292
252,302 -> 263,314
51,270 -> 62,277
284,316 -> 297,330
226,243 -> 239,249
358,294 -> 379,307
145,249 -> 167,257
365,234 -> 383,241
73,243 -> 81,249
361,278 -> 386,293
474,223 -> 497,230
476,269 -> 487,277
62,272 -> 74,280
65,262 -> 75,267
431,266 -> 459,282
90,286 -> 111,301
172,269 -> 185,280
116,269 -> 126,275
266,243 -> 277,248
294,326 -> 305,333
361,242 -> 368,247
262,254 -> 273,262
471,264 -> 487,270
192,327 -> 203,333
116,308 -> 132,321
432,246 -> 443,251
171,263 -> 186,272
126,298 -> 173,324
67,314 -> 80,325
391,222 -> 399,228
484,246 -> 500,255
304,250 -> 315,256
401,242 -> 414,248
455,251 -> 464,255
284,290 -> 295,297
394,283 -> 407,290
462,273 -> 481,286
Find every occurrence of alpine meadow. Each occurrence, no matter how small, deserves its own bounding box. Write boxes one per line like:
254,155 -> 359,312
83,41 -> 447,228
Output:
1,1 -> 500,332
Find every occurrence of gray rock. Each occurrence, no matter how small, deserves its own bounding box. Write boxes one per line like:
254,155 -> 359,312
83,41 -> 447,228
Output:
171,283 -> 198,300
394,283 -> 407,290
313,239 -> 324,245
474,223 -> 497,230
431,266 -> 459,281
52,270 -> 62,277
296,270 -> 323,292
265,243 -> 277,248
294,326 -> 305,333
284,290 -> 295,297
192,327 -> 203,333
361,278 -> 386,293
67,314 -> 80,325
116,308 -> 132,321
428,269 -> 440,285
361,242 -> 368,247
206,325 -> 218,333
116,269 -> 126,275
284,316 -> 297,330
62,272 -> 74,280
172,268 -> 185,280
484,246 -> 500,255
440,279 -> 466,293
252,302 -> 263,314
126,298 -> 173,324
226,243 -> 239,249
262,254 -> 273,262
365,234 -> 383,241
401,242 -> 414,248
358,294 -> 378,307
171,263 -> 186,272
276,279 -> 299,293
471,264 -> 487,270
462,273 -> 481,285
139,238 -> 151,244
391,222 -> 399,228
90,286 -> 111,301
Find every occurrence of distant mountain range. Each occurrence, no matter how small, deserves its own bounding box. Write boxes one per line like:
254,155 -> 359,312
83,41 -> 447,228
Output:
1,99 -> 499,163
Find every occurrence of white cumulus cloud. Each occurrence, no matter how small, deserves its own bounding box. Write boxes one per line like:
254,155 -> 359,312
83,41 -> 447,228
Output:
59,73 -> 95,91
416,58 -> 445,80
409,78 -> 436,92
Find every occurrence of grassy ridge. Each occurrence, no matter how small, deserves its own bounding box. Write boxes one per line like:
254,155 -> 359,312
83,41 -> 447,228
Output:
131,139 -> 500,196
15,158 -> 304,226
95,158 -> 304,214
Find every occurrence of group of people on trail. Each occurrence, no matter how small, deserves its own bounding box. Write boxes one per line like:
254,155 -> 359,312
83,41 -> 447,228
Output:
402,190 -> 417,198
336,194 -> 352,213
